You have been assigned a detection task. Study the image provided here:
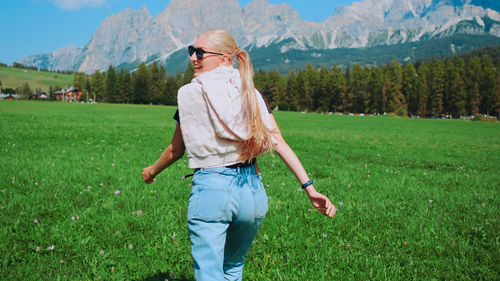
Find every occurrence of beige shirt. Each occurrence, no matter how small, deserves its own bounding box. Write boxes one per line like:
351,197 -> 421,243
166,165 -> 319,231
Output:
177,66 -> 271,169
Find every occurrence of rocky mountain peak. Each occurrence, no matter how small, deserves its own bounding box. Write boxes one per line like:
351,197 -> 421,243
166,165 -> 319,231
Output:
156,0 -> 245,45
243,0 -> 316,47
16,0 -> 500,73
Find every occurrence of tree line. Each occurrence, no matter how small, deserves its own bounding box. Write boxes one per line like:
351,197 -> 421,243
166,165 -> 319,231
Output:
254,55 -> 499,117
73,62 -> 193,105
73,52 -> 499,118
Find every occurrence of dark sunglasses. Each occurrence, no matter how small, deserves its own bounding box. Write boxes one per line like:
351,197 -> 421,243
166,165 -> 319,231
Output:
188,45 -> 224,60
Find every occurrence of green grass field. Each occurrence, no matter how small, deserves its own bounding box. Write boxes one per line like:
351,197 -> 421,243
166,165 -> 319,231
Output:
0,66 -> 74,91
0,100 -> 498,280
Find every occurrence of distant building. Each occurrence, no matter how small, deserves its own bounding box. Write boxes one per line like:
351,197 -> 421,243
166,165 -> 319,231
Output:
29,92 -> 48,100
1,93 -> 21,100
55,87 -> 82,102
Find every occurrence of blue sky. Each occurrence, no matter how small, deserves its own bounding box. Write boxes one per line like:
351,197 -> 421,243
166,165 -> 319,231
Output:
0,0 -> 356,65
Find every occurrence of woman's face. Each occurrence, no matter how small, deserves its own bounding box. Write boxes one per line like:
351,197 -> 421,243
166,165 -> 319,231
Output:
190,34 -> 225,77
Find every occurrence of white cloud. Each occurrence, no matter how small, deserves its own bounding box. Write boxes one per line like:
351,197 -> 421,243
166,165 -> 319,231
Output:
47,0 -> 109,10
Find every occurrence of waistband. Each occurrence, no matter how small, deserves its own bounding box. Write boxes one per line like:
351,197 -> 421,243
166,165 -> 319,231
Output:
182,158 -> 257,179
225,158 -> 256,169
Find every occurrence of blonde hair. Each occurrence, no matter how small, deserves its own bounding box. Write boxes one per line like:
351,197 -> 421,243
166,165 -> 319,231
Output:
203,29 -> 274,161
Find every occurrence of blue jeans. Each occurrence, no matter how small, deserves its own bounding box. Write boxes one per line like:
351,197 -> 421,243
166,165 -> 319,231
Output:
187,165 -> 268,281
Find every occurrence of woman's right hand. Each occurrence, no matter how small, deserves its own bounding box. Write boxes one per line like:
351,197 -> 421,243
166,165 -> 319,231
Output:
142,166 -> 156,184
305,187 -> 336,218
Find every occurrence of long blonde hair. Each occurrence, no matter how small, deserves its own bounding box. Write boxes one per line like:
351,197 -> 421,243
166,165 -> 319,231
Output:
204,29 -> 274,161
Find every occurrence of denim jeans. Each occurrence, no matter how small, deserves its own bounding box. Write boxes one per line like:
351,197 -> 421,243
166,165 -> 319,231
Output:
187,165 -> 268,281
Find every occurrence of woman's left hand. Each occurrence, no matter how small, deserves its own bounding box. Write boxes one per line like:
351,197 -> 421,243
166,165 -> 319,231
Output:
305,188 -> 336,217
142,166 -> 156,184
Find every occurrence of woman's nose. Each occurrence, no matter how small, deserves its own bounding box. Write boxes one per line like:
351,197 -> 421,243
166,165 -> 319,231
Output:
189,53 -> 198,62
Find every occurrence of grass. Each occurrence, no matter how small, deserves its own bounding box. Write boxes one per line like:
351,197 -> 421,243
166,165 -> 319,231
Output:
0,66 -> 74,91
0,100 -> 498,280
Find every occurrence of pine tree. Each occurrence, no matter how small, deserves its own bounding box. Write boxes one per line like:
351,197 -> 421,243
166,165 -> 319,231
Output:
163,75 -> 179,105
254,70 -> 277,108
175,70 -> 183,90
443,60 -> 455,116
182,63 -> 194,86
91,70 -> 107,103
133,62 -> 151,104
479,54 -> 497,115
416,63 -> 430,116
285,70 -> 300,111
49,85 -> 55,100
465,56 -> 482,116
330,66 -> 346,113
402,63 -> 418,116
318,67 -> 332,112
162,67 -> 181,106
296,69 -> 310,111
367,66 -> 384,114
73,72 -> 87,100
85,77 -> 92,103
471,82 -> 481,115
428,61 -> 445,116
383,60 -> 405,115
259,71 -> 275,106
150,62 -> 166,105
446,58 -> 467,117
268,69 -> 286,108
116,68 -> 132,103
342,67 -> 353,113
21,82 -> 32,99
106,65 -> 117,103
304,64 -> 318,111
253,70 -> 267,93
73,72 -> 86,90
350,64 -> 369,113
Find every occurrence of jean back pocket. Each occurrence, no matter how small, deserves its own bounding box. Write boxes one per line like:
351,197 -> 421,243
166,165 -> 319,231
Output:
188,185 -> 233,222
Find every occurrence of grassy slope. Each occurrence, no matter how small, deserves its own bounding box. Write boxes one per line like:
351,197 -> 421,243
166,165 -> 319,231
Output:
0,100 -> 498,280
0,66 -> 74,91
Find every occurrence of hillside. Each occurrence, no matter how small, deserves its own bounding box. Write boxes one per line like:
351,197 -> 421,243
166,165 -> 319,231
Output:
0,66 -> 74,92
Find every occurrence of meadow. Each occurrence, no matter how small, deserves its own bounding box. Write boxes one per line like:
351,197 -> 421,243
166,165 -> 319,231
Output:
0,100 -> 498,280
0,66 -> 74,91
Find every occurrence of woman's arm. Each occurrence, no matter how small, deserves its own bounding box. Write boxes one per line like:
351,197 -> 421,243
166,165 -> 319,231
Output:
142,123 -> 186,184
269,114 -> 336,217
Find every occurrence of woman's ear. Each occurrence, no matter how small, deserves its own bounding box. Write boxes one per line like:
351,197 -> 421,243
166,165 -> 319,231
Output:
220,54 -> 232,66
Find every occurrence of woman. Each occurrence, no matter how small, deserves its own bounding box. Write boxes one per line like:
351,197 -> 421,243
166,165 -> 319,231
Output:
142,29 -> 335,281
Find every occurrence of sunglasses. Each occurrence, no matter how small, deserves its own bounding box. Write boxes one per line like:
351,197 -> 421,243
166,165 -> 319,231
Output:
188,45 -> 224,60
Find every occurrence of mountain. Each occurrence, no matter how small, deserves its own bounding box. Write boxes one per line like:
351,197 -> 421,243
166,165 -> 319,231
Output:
17,0 -> 500,74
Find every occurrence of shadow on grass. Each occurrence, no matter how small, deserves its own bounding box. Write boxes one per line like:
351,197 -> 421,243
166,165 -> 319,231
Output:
142,272 -> 194,281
